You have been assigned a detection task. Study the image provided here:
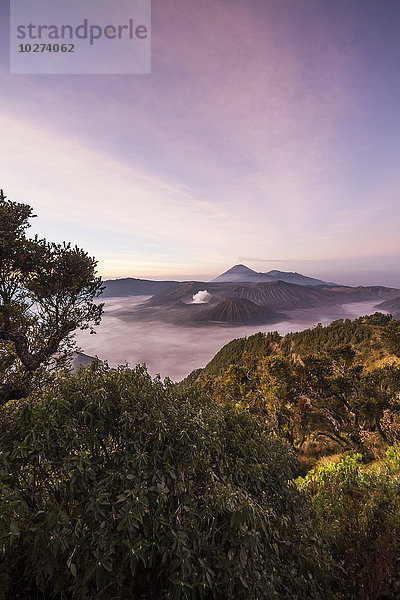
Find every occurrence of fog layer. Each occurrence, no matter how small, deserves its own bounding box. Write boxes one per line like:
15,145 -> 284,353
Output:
75,297 -> 386,381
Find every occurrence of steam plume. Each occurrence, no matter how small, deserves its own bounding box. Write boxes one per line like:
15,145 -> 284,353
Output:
192,290 -> 211,304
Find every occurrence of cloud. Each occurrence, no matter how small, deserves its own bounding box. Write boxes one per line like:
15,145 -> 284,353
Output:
0,112 -> 234,271
1,1 -> 400,282
75,297 -> 386,381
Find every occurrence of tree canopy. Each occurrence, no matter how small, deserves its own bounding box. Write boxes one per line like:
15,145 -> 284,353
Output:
0,189 -> 103,405
195,316 -> 400,454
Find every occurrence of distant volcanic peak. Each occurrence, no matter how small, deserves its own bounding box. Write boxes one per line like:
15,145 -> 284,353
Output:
198,297 -> 282,324
212,267 -> 251,283
223,264 -> 257,275
211,264 -> 264,283
212,264 -> 331,286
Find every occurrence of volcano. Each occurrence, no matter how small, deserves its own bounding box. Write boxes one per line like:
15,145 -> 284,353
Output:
212,264 -> 333,286
198,297 -> 283,325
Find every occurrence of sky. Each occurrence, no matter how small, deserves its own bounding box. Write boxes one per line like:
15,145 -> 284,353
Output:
1,0 -> 400,286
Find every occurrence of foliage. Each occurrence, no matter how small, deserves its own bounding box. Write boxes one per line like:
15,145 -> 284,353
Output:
0,364 -> 330,600
0,189 -> 103,405
381,320 -> 400,356
199,315 -> 399,384
196,317 -> 400,454
298,451 -> 400,599
200,332 -> 281,380
176,368 -> 203,390
381,409 -> 400,445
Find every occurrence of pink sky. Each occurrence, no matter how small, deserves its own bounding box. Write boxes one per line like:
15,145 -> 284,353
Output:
1,0 -> 400,286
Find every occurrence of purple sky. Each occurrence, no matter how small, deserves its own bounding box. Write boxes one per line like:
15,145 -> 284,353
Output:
1,0 -> 400,286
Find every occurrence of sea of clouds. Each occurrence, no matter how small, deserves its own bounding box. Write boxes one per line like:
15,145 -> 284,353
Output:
75,297 -> 386,381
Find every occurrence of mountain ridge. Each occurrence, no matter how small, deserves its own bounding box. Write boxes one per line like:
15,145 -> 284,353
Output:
146,279 -> 399,310
212,264 -> 336,286
101,266 -> 399,328
101,277 -> 179,297
102,264 -> 336,298
193,313 -> 400,382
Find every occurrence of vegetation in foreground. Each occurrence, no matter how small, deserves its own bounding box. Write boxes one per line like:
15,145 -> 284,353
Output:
0,364 -> 330,599
2,360 -> 400,599
297,450 -> 400,600
0,188 -> 103,405
2,189 -> 400,599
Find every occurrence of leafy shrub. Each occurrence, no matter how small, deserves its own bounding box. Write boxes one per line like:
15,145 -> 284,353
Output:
298,452 -> 400,599
0,364 -> 329,599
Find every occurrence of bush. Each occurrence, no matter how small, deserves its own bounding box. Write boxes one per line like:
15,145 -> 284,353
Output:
298,452 -> 400,599
0,364 -> 329,599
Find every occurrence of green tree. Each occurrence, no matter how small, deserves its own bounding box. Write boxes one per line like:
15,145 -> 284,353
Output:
0,189 -> 103,405
293,349 -> 400,450
258,355 -> 304,448
381,320 -> 400,356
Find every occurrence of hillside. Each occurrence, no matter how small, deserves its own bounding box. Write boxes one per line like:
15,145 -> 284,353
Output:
327,284 -> 400,300
196,313 -> 399,380
69,352 -> 103,372
147,279 -> 399,311
377,295 -> 400,317
197,297 -> 283,324
101,278 -> 179,297
145,281 -> 207,305
221,280 -> 335,309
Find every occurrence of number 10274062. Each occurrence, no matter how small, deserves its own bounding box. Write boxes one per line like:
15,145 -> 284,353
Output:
18,43 -> 74,53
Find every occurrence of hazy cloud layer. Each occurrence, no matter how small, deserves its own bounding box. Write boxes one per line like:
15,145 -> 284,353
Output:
75,297 -> 385,381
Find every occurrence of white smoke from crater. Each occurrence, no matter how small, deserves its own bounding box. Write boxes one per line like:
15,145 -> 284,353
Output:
192,290 -> 211,304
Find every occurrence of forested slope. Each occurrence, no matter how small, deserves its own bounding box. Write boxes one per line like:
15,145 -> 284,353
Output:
184,314 -> 400,459
198,313 -> 399,380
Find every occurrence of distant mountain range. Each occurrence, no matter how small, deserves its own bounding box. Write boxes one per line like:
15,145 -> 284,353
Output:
146,279 -> 399,309
101,265 -> 400,326
212,264 -> 335,286
132,280 -> 398,326
101,278 -> 179,297
102,264 -> 334,298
